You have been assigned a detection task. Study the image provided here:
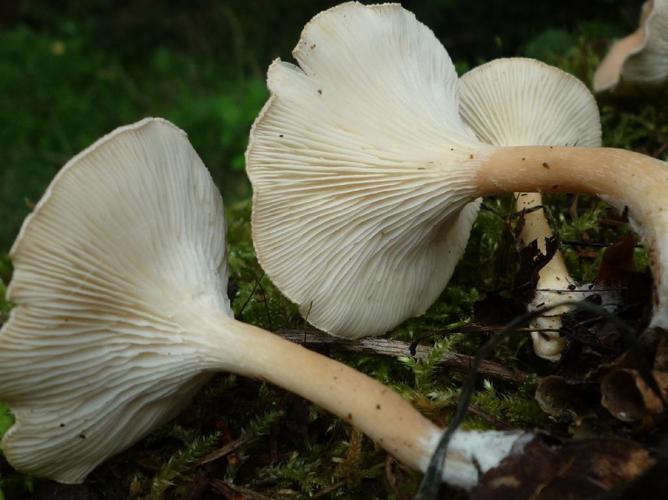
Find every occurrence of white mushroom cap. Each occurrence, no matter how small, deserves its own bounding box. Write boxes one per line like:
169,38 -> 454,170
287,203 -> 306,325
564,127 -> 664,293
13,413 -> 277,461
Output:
460,58 -> 601,149
247,1 -> 484,338
594,0 -> 668,92
0,118 -> 231,483
459,58 -> 601,360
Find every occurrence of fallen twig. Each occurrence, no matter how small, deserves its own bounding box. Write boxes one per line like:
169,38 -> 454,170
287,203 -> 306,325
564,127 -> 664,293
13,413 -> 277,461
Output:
209,479 -> 272,500
311,479 -> 347,498
277,330 -> 527,384
198,436 -> 247,465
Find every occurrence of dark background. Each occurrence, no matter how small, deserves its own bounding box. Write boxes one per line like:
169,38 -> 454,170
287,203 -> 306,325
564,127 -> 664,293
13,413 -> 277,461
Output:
0,0 -> 643,251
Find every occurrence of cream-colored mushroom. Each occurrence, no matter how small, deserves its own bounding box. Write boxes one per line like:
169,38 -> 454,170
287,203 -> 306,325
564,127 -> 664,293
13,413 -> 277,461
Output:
0,118 -> 529,489
459,58 -> 601,361
594,0 -> 668,92
246,2 -> 668,339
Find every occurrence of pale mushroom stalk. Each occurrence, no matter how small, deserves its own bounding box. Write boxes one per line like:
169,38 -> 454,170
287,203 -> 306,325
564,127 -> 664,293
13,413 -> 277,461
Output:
0,118 -> 527,489
515,193 -> 573,360
209,317 -> 523,486
204,315 -> 457,474
459,58 -> 602,361
247,2 -> 668,340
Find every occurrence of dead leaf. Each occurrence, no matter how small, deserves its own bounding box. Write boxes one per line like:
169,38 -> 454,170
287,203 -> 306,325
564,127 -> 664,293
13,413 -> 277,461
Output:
472,436 -> 655,500
594,233 -> 637,287
600,368 -> 668,423
535,375 -> 595,420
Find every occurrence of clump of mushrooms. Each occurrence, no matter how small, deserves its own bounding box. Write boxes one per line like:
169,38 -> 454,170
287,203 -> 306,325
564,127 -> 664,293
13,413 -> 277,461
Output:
594,0 -> 668,93
247,1 -> 668,340
0,118 -> 529,488
459,57 -> 602,360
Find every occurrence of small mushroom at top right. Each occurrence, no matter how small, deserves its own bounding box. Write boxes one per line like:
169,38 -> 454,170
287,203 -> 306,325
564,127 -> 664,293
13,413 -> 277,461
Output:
594,0 -> 668,93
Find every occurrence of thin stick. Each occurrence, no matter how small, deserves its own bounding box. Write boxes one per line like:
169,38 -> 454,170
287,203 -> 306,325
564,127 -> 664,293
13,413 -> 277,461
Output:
209,479 -> 272,500
198,436 -> 247,465
276,330 -> 527,384
312,479 -> 347,498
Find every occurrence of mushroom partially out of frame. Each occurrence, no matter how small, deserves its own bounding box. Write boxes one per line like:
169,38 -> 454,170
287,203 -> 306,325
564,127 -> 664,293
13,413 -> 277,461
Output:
247,2 -> 668,339
594,0 -> 668,92
459,58 -> 602,361
0,118 -> 529,488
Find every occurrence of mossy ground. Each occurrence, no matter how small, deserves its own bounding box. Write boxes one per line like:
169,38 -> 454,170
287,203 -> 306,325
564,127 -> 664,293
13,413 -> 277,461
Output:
1,3 -> 668,499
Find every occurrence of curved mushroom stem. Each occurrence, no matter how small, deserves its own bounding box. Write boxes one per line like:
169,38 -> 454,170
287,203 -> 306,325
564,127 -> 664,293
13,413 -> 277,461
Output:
477,146 -> 668,327
198,314 -> 529,489
516,192 -> 573,361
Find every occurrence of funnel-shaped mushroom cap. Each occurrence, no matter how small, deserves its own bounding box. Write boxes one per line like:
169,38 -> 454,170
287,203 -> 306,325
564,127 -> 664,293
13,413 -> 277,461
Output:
594,0 -> 668,92
460,58 -> 601,148
0,118 -> 230,483
247,2 -> 484,338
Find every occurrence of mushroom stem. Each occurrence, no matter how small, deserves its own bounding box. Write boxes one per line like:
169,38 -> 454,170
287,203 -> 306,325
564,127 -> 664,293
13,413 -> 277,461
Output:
477,146 -> 668,326
515,192 -> 572,360
515,193 -> 571,283
199,314 -> 528,489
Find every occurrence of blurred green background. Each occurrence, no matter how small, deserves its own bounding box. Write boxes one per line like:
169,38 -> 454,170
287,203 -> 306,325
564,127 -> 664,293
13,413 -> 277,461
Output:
0,0 -> 642,251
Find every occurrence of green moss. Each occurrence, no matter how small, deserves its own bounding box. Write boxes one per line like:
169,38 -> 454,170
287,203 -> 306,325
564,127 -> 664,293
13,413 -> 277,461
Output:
0,405 -> 13,444
468,378 -> 546,429
150,432 -> 222,499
